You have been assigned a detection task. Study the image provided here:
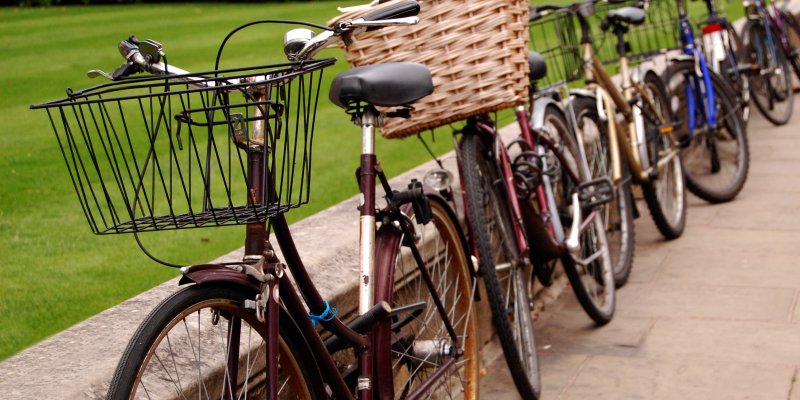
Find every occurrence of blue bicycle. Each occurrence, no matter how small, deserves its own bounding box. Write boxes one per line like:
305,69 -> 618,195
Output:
697,0 -> 751,124
663,0 -> 749,203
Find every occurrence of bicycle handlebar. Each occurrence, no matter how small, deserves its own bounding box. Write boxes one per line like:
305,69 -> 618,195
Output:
105,0 -> 421,81
529,0 -> 636,22
529,0 -> 599,22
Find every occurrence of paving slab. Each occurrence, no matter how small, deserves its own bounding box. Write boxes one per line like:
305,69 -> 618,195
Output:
557,355 -> 795,400
616,283 -> 796,321
657,248 -> 800,289
642,318 -> 800,365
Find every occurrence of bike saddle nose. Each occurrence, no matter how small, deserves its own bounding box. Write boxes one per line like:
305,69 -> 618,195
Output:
329,62 -> 433,109
605,7 -> 646,27
528,51 -> 548,82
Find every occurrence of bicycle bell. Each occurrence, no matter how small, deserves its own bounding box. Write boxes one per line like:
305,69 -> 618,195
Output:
284,28 -> 316,59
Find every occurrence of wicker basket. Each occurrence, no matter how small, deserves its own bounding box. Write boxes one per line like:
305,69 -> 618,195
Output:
331,0 -> 529,139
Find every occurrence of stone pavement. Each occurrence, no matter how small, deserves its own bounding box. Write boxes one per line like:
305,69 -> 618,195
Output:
480,89 -> 800,398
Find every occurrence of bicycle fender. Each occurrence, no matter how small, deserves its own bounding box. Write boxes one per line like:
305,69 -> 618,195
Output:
422,188 -> 478,280
569,88 -> 596,102
530,95 -> 562,130
179,263 -> 262,293
668,53 -> 694,64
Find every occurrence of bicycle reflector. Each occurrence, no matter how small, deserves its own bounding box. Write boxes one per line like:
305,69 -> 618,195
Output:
701,23 -> 723,35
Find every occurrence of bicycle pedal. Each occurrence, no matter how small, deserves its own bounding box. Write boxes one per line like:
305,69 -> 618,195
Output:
324,301 -> 392,353
577,177 -> 614,209
736,64 -> 758,74
658,120 -> 680,135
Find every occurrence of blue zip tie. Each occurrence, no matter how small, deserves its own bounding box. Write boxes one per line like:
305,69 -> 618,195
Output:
308,300 -> 337,327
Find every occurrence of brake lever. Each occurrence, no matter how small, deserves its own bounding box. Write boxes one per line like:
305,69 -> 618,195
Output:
87,69 -> 113,80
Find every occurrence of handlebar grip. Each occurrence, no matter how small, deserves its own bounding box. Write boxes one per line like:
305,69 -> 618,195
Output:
361,0 -> 420,22
118,38 -> 138,58
529,4 -> 569,21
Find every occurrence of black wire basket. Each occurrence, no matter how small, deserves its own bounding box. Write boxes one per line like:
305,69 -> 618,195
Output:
528,0 -> 680,87
528,8 -> 584,88
32,58 -> 334,234
593,0 -> 680,64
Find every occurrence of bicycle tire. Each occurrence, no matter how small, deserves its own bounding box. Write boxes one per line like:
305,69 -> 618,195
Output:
373,196 -> 480,399
664,60 -> 750,203
107,283 -> 324,400
459,132 -> 541,400
778,9 -> 800,82
571,97 -> 636,287
535,106 -> 616,324
640,71 -> 688,240
742,19 -> 794,125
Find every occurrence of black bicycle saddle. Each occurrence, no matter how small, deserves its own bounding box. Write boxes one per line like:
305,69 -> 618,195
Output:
529,51 -> 547,82
329,62 -> 433,109
605,7 -> 646,26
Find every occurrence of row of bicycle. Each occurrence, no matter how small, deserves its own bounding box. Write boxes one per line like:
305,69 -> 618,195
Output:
31,0 -> 799,398
451,0 -> 800,396
463,0 -> 800,396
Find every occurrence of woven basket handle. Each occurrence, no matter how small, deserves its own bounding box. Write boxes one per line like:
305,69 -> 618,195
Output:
360,0 -> 420,21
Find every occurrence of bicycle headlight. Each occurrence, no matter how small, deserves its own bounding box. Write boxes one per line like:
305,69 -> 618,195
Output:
423,168 -> 454,192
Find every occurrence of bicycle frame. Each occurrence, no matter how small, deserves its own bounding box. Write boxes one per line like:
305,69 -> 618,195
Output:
675,0 -> 719,136
182,106 -> 470,400
747,0 -> 782,66
575,10 -> 677,185
454,98 -> 596,275
700,0 -> 743,79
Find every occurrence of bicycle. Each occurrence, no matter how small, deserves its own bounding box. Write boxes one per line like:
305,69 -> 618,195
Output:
771,0 -> 800,82
533,0 -> 687,240
695,0 -> 751,124
32,1 -> 481,398
740,0 -> 795,125
528,8 -> 636,287
662,0 -> 750,203
436,17 -> 625,399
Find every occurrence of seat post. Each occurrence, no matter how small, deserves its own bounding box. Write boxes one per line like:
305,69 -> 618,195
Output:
357,106 -> 380,316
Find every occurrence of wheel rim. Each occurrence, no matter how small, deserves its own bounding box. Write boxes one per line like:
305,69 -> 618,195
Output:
390,203 -> 479,399
645,79 -> 685,228
746,24 -> 793,122
579,109 -> 631,279
575,217 -> 615,315
542,106 -> 614,319
130,299 -> 309,400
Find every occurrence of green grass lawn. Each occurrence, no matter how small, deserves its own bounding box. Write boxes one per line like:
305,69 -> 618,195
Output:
0,1 -> 457,360
0,0 -> 747,361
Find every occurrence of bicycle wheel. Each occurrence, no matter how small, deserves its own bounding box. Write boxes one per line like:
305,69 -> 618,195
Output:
723,22 -> 752,123
742,19 -> 794,125
778,9 -> 800,82
640,71 -> 687,240
535,106 -> 615,324
374,196 -> 480,399
664,60 -> 750,203
571,97 -> 636,287
459,132 -> 540,399
107,283 -> 324,400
